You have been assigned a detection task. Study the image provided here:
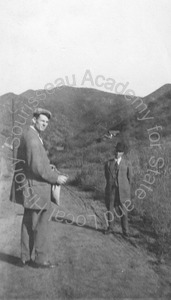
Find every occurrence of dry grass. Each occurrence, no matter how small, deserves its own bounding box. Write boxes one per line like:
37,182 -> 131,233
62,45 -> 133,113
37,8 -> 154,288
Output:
56,138 -> 171,258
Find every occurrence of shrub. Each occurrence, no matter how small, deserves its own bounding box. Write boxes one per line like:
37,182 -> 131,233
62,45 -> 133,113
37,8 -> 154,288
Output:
72,163 -> 105,193
132,142 -> 171,257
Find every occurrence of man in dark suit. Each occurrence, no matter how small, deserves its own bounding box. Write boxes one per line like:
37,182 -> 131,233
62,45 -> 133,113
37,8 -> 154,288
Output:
104,142 -> 132,237
10,108 -> 68,268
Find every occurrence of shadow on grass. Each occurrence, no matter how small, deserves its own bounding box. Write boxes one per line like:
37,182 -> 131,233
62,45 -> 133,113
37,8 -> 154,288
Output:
52,216 -> 105,234
128,215 -> 166,257
52,216 -> 138,248
0,252 -> 23,267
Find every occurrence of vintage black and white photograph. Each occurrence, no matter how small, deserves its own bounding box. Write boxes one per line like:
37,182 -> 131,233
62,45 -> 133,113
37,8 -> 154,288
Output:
0,0 -> 171,299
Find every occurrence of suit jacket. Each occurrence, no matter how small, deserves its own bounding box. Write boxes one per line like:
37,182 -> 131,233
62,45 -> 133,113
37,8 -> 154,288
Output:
10,126 -> 59,210
104,156 -> 132,206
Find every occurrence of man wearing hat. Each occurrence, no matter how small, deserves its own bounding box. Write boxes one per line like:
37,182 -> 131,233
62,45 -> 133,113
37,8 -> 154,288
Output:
104,142 -> 132,237
10,108 -> 68,268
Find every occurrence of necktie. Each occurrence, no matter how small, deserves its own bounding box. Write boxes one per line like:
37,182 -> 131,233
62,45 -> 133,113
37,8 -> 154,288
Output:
115,161 -> 119,186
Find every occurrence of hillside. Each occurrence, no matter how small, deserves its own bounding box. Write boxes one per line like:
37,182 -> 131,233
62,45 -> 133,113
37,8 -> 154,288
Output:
144,83 -> 171,102
1,84 -> 171,154
0,85 -> 171,298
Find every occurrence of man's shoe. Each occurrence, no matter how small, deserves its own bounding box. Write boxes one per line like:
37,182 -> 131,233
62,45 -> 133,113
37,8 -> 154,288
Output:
20,259 -> 32,267
32,261 -> 56,269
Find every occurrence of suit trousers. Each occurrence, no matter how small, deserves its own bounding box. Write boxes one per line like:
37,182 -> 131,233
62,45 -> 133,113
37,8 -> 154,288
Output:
105,187 -> 128,234
21,207 -> 52,263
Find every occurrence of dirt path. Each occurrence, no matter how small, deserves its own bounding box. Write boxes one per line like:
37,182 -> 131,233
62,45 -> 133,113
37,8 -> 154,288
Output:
0,178 -> 171,299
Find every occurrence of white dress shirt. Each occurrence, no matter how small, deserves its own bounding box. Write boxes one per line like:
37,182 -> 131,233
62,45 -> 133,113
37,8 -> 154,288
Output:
115,156 -> 122,165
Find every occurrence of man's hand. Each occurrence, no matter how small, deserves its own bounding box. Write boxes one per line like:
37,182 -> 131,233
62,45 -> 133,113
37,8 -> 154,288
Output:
57,175 -> 68,185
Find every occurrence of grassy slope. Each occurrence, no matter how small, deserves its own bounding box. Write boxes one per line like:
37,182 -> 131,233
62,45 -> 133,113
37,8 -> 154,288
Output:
0,84 -> 171,258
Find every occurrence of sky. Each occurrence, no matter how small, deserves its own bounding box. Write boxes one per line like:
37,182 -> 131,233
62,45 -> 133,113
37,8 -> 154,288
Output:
0,0 -> 171,97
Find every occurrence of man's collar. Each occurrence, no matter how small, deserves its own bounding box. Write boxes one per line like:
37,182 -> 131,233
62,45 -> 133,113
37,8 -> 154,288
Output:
30,125 -> 37,133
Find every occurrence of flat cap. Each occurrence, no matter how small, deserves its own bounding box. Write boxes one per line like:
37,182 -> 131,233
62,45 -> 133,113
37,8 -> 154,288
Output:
33,108 -> 52,119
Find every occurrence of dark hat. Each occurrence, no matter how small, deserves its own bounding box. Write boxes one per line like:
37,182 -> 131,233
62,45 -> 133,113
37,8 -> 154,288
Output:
115,142 -> 126,153
33,108 -> 52,119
